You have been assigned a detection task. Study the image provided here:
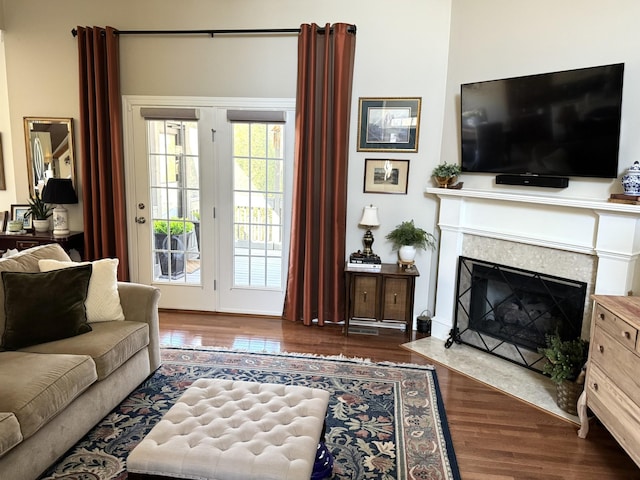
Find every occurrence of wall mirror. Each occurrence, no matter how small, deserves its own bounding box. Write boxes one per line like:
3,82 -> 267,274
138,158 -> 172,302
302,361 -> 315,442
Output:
23,117 -> 76,196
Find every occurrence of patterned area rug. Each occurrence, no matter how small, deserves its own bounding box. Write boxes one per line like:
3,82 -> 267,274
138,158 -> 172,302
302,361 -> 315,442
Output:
39,348 -> 460,480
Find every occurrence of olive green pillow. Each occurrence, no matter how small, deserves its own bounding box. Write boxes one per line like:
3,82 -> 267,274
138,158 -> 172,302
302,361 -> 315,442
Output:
1,264 -> 93,350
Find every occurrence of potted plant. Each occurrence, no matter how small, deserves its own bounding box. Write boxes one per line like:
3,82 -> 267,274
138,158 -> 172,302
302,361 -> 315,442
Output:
432,162 -> 461,188
153,219 -> 194,237
385,219 -> 436,263
25,190 -> 53,233
153,219 -> 195,278
539,332 -> 589,415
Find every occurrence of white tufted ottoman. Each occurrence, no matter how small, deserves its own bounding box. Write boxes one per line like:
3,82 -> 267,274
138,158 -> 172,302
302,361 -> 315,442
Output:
127,378 -> 331,480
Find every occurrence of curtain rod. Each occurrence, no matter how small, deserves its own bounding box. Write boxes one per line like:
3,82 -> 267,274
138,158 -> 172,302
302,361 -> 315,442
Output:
71,25 -> 356,37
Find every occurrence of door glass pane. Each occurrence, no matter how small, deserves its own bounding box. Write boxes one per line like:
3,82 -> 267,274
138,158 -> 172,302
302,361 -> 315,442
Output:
184,156 -> 199,189
266,159 -> 283,191
234,123 -> 249,157
147,119 -> 201,284
232,122 -> 283,289
250,124 -> 267,157
234,158 -> 250,190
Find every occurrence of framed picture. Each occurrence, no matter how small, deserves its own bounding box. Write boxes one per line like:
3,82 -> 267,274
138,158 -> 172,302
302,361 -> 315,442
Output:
11,204 -> 32,230
363,159 -> 409,194
357,97 -> 422,152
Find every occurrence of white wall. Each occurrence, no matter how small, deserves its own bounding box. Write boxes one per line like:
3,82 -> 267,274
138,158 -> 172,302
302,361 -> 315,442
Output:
0,0 -> 451,322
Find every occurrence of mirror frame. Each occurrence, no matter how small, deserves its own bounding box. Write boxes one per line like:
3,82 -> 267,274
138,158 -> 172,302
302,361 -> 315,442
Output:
23,117 -> 76,196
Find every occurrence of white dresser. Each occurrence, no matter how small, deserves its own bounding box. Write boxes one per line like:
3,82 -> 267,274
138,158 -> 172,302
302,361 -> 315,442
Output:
578,295 -> 640,467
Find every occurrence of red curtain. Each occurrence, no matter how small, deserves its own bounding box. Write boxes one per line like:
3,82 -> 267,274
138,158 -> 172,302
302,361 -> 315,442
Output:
76,26 -> 129,280
283,23 -> 356,326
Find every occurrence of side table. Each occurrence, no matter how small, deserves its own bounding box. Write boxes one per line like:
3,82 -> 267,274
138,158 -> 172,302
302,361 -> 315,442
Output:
0,231 -> 84,259
344,262 -> 419,336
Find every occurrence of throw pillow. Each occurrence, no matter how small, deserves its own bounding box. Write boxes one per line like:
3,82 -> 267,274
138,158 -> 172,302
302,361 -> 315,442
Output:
38,258 -> 125,323
1,264 -> 93,350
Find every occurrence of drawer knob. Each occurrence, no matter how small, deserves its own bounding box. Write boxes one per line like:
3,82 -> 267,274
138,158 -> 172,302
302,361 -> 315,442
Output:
598,345 -> 604,353
599,313 -> 605,320
623,331 -> 631,339
593,382 -> 598,391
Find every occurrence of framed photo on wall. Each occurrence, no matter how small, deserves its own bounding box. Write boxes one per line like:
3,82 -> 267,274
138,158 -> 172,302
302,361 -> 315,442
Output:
11,204 -> 32,230
363,159 -> 409,194
357,97 -> 421,152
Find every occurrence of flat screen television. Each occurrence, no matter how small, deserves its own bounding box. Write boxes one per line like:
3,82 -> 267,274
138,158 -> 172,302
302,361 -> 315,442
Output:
460,63 -> 624,179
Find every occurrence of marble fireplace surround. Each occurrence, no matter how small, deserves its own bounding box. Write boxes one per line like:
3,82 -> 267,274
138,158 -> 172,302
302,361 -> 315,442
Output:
426,187 -> 640,341
457,236 -> 595,342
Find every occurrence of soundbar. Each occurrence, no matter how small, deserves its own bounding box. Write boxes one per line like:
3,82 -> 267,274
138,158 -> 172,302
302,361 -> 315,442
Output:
495,174 -> 569,188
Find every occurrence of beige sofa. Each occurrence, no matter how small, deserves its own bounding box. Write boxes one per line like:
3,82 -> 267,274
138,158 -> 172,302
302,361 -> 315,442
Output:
0,244 -> 161,480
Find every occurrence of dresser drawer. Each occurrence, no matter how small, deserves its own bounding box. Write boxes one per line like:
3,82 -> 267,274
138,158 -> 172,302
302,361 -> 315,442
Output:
590,327 -> 640,402
586,364 -> 640,467
593,303 -> 637,351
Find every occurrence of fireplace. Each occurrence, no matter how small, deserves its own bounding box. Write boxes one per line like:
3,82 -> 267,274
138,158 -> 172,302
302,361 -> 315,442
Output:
447,256 -> 587,372
426,188 -> 640,343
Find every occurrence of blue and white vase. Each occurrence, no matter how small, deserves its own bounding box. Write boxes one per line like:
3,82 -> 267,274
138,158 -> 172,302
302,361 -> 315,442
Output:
622,161 -> 640,195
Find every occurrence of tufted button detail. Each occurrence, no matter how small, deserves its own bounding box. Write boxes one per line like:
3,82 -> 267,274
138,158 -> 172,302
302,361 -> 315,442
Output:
127,379 -> 330,480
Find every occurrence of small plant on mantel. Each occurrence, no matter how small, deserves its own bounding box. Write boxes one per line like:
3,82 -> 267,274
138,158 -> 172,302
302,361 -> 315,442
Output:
432,162 -> 461,179
432,162 -> 461,188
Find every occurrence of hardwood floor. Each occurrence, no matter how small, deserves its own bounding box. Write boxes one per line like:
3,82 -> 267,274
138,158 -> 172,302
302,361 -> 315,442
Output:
159,311 -> 640,479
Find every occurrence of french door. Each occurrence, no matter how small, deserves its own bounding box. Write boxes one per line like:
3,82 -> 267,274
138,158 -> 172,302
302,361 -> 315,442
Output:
123,97 -> 294,315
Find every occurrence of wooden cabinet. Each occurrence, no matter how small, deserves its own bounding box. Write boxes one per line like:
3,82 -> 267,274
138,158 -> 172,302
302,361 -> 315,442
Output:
578,295 -> 640,468
344,263 -> 419,336
0,231 -> 84,258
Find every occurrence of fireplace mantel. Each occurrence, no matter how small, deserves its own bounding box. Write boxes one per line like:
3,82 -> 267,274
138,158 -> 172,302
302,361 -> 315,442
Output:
425,187 -> 640,214
425,187 -> 640,340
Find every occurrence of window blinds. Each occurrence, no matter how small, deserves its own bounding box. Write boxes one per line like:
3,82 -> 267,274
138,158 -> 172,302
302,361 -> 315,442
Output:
226,110 -> 286,123
140,107 -> 200,120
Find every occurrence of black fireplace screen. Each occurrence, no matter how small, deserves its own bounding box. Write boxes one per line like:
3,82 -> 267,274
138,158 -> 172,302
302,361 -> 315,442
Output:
446,256 -> 587,372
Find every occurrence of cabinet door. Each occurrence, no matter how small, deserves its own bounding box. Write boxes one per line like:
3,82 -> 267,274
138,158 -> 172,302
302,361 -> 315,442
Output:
352,275 -> 378,319
382,277 -> 408,321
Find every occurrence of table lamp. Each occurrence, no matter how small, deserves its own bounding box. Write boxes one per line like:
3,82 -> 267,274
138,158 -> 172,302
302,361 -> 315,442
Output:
359,205 -> 380,257
42,178 -> 78,236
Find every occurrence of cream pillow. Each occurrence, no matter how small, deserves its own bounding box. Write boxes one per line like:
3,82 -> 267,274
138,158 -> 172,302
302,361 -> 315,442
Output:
38,258 -> 125,323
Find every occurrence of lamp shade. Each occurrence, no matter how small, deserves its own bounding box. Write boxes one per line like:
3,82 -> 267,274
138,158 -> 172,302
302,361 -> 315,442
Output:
359,205 -> 380,227
42,178 -> 78,205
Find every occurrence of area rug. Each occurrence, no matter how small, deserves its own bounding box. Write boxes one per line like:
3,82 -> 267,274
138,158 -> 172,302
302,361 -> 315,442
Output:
39,348 -> 460,480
